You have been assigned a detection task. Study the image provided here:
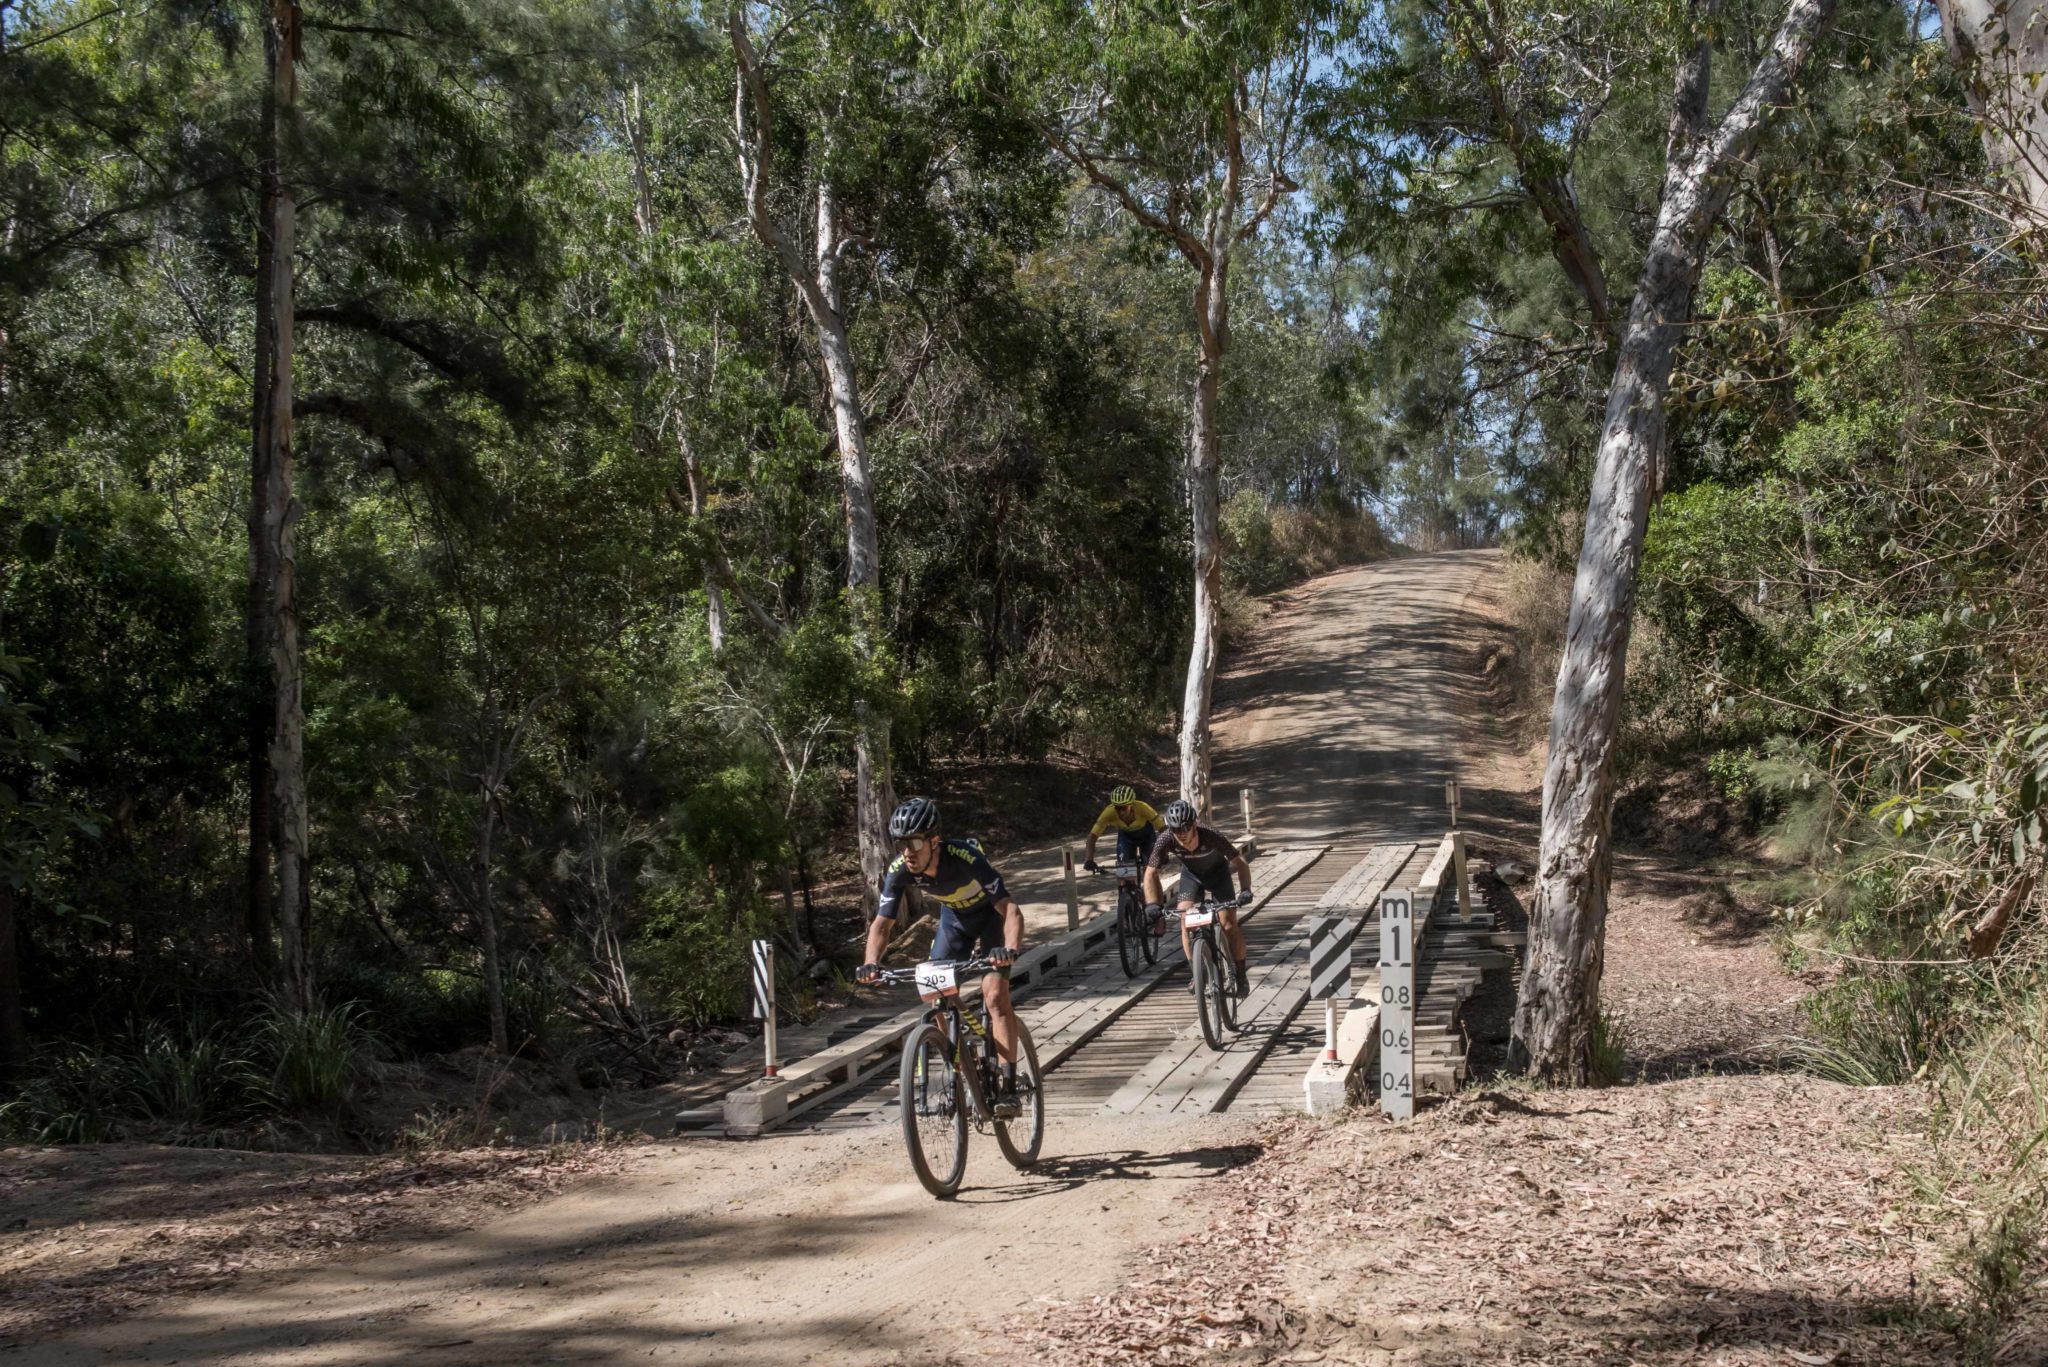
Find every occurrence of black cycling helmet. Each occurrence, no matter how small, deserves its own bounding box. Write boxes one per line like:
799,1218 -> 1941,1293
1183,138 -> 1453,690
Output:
1162,798 -> 1197,830
888,796 -> 940,839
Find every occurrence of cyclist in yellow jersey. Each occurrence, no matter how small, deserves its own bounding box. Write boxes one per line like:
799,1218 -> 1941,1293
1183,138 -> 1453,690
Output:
1082,784 -> 1165,879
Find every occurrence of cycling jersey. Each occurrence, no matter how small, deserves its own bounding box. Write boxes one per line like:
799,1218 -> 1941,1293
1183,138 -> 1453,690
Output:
1146,823 -> 1241,880
1090,801 -> 1164,837
877,839 -> 1010,921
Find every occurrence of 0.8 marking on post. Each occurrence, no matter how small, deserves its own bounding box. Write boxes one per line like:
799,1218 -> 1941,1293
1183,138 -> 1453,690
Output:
1378,888 -> 1415,1121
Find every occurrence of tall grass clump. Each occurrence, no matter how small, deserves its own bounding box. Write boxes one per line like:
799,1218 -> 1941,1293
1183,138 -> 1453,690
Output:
1933,985 -> 2048,1362
0,1043 -> 126,1143
253,997 -> 382,1111
1789,965 -> 1975,1087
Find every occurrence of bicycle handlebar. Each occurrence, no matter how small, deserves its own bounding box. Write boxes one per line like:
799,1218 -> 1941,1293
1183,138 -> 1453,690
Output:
1174,892 -> 1254,913
869,956 -> 1004,985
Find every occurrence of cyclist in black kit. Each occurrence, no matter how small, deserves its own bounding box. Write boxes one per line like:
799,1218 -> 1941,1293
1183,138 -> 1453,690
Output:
856,797 -> 1025,1117
1142,799 -> 1252,995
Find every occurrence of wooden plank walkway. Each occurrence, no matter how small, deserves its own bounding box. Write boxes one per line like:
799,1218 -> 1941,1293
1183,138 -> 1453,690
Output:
1105,841 -> 1426,1116
791,845 -> 1329,1130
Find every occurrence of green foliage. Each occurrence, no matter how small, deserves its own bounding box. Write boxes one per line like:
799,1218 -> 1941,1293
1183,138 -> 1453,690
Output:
1589,1008 -> 1629,1086
254,998 -> 382,1112
1792,967 -> 1971,1087
1221,491 -> 1390,596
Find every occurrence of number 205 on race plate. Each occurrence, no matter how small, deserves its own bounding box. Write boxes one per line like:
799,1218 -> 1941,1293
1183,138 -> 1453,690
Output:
1181,907 -> 1215,929
914,961 -> 959,999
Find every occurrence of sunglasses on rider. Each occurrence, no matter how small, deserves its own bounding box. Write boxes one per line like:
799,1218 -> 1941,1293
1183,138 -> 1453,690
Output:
898,835 -> 936,854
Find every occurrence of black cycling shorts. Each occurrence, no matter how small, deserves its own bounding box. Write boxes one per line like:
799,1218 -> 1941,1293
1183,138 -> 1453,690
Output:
1113,829 -> 1155,866
1175,864 -> 1236,905
932,904 -> 1010,975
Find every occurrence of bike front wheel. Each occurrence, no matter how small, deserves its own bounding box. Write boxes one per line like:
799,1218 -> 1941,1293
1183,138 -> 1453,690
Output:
900,1024 -> 968,1199
1115,886 -> 1141,978
1192,939 -> 1227,1051
993,1023 -> 1045,1170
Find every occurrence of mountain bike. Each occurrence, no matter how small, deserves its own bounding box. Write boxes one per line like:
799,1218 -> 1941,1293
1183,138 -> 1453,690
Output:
1179,892 -> 1252,1052
1093,862 -> 1158,978
873,956 -> 1045,1199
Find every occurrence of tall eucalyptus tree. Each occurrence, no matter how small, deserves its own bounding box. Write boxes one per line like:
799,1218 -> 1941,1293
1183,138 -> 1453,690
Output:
1512,0 -> 1838,1080
905,0 -> 1344,816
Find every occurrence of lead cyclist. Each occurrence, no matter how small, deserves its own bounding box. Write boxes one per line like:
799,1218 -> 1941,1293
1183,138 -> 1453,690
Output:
855,797 -> 1026,1117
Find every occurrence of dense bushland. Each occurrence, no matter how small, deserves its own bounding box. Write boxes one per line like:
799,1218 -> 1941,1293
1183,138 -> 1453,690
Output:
0,0 -> 1420,1139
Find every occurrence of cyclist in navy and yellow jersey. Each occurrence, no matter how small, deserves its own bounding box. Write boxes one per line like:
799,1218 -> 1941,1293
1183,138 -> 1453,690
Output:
855,797 -> 1025,1116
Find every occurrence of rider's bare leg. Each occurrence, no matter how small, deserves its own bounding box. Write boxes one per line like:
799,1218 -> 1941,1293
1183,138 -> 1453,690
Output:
983,971 -> 1019,1064
1177,897 -> 1197,961
1221,908 -> 1248,962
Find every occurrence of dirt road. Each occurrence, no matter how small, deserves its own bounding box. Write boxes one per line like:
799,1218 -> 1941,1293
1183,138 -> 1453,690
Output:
15,551 -> 1498,1367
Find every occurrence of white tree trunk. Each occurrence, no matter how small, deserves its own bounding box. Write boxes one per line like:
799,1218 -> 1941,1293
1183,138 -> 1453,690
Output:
1179,259 -> 1228,816
1935,0 -> 2048,224
728,14 -> 895,907
261,0 -> 311,1010
813,177 -> 895,903
1511,0 -> 1837,1081
626,84 -> 737,653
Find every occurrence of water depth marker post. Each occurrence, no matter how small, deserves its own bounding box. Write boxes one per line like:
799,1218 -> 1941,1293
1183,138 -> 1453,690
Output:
751,938 -> 778,1078
1377,887 -> 1415,1120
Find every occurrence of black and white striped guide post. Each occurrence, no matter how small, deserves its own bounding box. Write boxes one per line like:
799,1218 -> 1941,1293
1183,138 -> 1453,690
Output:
751,939 -> 778,1077
1308,916 -> 1353,1063
1308,916 -> 1353,1000
1378,888 -> 1415,1120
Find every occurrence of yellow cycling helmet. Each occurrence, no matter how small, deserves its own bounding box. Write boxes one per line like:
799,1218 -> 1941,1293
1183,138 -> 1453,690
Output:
1109,784 -> 1138,805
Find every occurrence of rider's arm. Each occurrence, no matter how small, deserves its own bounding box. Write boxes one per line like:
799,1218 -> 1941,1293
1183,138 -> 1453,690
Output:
1083,832 -> 1099,865
863,861 -> 909,973
1142,830 -> 1170,905
862,913 -> 894,967
1230,853 -> 1253,898
997,896 -> 1024,955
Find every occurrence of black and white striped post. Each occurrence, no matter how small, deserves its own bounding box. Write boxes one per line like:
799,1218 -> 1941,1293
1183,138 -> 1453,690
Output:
1307,915 -> 1353,1063
751,939 -> 777,1078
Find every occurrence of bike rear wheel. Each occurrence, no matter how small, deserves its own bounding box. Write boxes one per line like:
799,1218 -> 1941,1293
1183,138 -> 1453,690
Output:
992,1023 -> 1045,1169
1140,892 -> 1160,965
1115,886 -> 1140,978
900,1023 -> 968,1199
1192,939 -> 1226,1051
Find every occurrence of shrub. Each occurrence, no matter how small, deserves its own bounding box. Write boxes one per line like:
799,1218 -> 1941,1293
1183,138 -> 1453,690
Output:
115,1024 -> 263,1145
1792,965 -> 1976,1086
253,997 -> 382,1111
1934,986 -> 2048,1361
0,1044 -> 127,1143
1221,492 -> 1388,597
1590,1008 -> 1629,1085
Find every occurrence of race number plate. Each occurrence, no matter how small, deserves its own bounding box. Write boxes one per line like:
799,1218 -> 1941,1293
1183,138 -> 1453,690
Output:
1113,862 -> 1140,880
914,961 -> 960,1000
1181,906 -> 1215,929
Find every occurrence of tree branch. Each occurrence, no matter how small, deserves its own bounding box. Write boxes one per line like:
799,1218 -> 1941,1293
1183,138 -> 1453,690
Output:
1027,115 -> 1210,268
